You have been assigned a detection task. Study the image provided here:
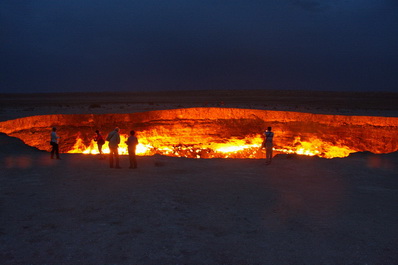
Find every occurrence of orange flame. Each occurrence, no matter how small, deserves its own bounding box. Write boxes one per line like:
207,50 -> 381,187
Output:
275,137 -> 355,158
67,133 -> 356,159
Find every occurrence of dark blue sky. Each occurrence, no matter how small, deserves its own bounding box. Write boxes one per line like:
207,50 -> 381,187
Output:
1,0 -> 397,93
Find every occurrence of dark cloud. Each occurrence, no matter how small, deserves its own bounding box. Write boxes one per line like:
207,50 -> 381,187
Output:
0,0 -> 397,93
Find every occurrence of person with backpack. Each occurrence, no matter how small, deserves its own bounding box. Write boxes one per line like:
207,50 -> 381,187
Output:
106,127 -> 121,168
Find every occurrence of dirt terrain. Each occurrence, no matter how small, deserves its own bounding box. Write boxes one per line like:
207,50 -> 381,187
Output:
0,90 -> 397,264
1,90 -> 398,122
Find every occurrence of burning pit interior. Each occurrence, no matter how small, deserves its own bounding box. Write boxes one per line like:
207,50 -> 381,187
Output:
0,108 -> 397,159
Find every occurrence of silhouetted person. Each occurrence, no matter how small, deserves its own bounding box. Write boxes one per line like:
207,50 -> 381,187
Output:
50,126 -> 60,159
94,129 -> 105,159
126,130 -> 139,169
106,127 -> 121,168
264,127 -> 274,165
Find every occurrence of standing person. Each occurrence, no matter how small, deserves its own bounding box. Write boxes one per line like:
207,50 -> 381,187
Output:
106,127 -> 121,168
94,130 -> 105,159
126,130 -> 139,169
263,127 -> 274,165
50,127 -> 60,159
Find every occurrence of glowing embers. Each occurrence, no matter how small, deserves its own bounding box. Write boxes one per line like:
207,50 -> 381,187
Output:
68,133 -> 357,159
2,108 -> 396,159
275,137 -> 355,159
68,134 -> 265,158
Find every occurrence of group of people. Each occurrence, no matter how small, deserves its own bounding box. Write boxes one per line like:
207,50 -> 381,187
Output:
50,127 -> 139,169
50,126 -> 274,166
94,127 -> 139,169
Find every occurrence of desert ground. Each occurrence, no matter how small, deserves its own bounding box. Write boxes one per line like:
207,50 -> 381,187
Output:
0,90 -> 397,264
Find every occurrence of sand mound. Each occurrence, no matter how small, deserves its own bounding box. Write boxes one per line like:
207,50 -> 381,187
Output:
0,133 -> 43,155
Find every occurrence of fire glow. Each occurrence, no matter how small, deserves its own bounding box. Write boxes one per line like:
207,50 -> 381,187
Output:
68,133 -> 356,159
0,108 -> 397,159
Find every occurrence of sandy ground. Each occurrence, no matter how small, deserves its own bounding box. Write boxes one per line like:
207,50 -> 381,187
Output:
1,134 -> 397,264
0,90 -> 398,264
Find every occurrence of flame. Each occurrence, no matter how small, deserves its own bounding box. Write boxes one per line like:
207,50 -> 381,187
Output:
68,134 -> 151,156
67,133 -> 356,159
275,137 -> 355,158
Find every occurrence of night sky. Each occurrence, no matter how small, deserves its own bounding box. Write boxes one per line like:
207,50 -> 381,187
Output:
1,0 -> 397,93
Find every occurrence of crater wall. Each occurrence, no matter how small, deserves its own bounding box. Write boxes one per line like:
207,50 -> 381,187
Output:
0,108 -> 397,156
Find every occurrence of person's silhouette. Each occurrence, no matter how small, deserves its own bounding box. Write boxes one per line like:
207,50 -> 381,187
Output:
50,127 -> 60,159
106,127 -> 121,168
94,130 -> 105,159
264,127 -> 274,165
126,130 -> 139,169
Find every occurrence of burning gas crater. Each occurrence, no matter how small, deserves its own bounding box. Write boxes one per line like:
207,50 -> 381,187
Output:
0,108 -> 397,159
